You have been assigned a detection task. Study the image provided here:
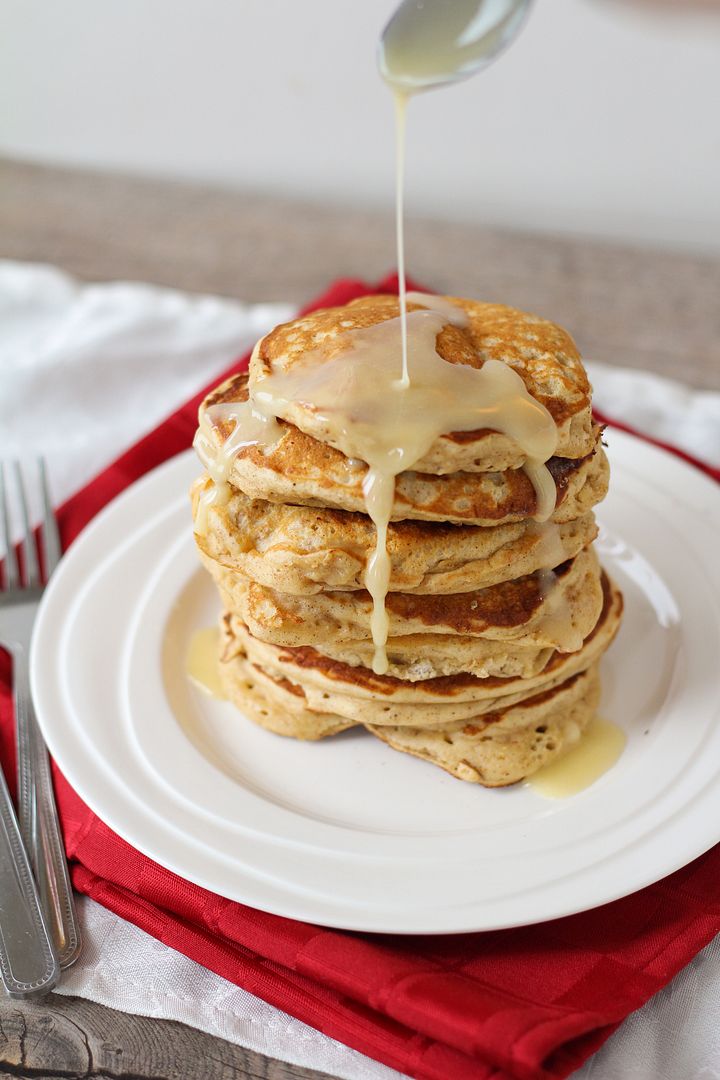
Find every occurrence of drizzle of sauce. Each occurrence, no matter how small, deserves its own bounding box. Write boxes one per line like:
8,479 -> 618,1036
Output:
186,627 -> 226,700
527,519 -> 568,570
525,519 -> 584,649
193,2 -> 554,677
364,2 -> 550,671
194,403 -> 280,535
394,90 -> 410,389
405,290 -> 469,328
380,0 -> 532,385
527,717 -> 627,799
196,311 -> 558,674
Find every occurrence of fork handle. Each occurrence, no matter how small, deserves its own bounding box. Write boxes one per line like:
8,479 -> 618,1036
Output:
14,646 -> 82,969
0,759 -> 59,997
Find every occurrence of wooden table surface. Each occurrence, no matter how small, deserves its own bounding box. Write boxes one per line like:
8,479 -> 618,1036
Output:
0,156 -> 718,1080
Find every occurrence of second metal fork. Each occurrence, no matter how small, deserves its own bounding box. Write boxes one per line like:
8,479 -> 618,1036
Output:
0,460 -> 82,973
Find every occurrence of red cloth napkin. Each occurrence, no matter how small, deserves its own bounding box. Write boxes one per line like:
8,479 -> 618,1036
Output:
2,273 -> 719,1080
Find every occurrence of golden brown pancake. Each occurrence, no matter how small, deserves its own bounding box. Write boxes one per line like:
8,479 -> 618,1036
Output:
218,573 -> 623,726
191,477 -> 598,596
202,545 -> 603,654
194,293 -> 623,784
368,664 -> 601,787
249,295 -> 595,470
276,633 -> 555,681
197,376 -> 609,526
219,653 -> 353,740
218,640 -> 602,785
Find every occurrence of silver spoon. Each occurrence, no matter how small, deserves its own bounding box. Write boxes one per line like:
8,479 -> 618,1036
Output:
378,0 -> 534,94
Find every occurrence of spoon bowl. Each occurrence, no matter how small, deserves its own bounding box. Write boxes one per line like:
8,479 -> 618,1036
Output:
378,0 -> 534,94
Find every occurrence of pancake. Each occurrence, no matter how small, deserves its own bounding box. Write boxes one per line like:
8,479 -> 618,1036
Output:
220,573 -> 622,726
191,477 -> 598,596
196,378 -> 609,526
219,636 -> 355,740
203,544 -> 603,654
218,648 -> 352,740
286,633 -> 554,681
368,664 -> 601,787
249,295 -> 595,471
218,634 -> 602,785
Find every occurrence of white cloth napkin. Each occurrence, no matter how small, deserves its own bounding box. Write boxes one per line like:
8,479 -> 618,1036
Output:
2,260 -> 720,1080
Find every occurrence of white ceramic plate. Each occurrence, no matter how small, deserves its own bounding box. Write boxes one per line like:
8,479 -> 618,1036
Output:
31,431 -> 720,934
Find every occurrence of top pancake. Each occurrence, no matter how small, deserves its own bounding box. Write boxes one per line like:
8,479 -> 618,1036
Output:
248,295 -> 595,471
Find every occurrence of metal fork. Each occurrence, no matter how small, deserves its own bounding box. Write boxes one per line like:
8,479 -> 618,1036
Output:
0,460 -> 82,983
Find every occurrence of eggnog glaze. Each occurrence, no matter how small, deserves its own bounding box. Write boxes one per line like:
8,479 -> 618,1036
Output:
194,299 -> 558,674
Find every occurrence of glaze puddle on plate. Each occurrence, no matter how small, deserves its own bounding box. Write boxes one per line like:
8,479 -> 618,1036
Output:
186,626 -> 224,699
527,718 -> 627,799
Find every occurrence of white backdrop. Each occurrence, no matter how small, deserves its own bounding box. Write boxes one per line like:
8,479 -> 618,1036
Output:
1,0 -> 719,253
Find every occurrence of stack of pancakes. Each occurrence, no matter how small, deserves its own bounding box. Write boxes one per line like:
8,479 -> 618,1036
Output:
191,295 -> 623,786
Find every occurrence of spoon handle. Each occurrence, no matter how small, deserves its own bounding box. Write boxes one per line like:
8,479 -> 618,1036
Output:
0,759 -> 59,998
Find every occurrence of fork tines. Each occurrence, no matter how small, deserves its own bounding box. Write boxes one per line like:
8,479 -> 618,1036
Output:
0,460 -> 61,590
